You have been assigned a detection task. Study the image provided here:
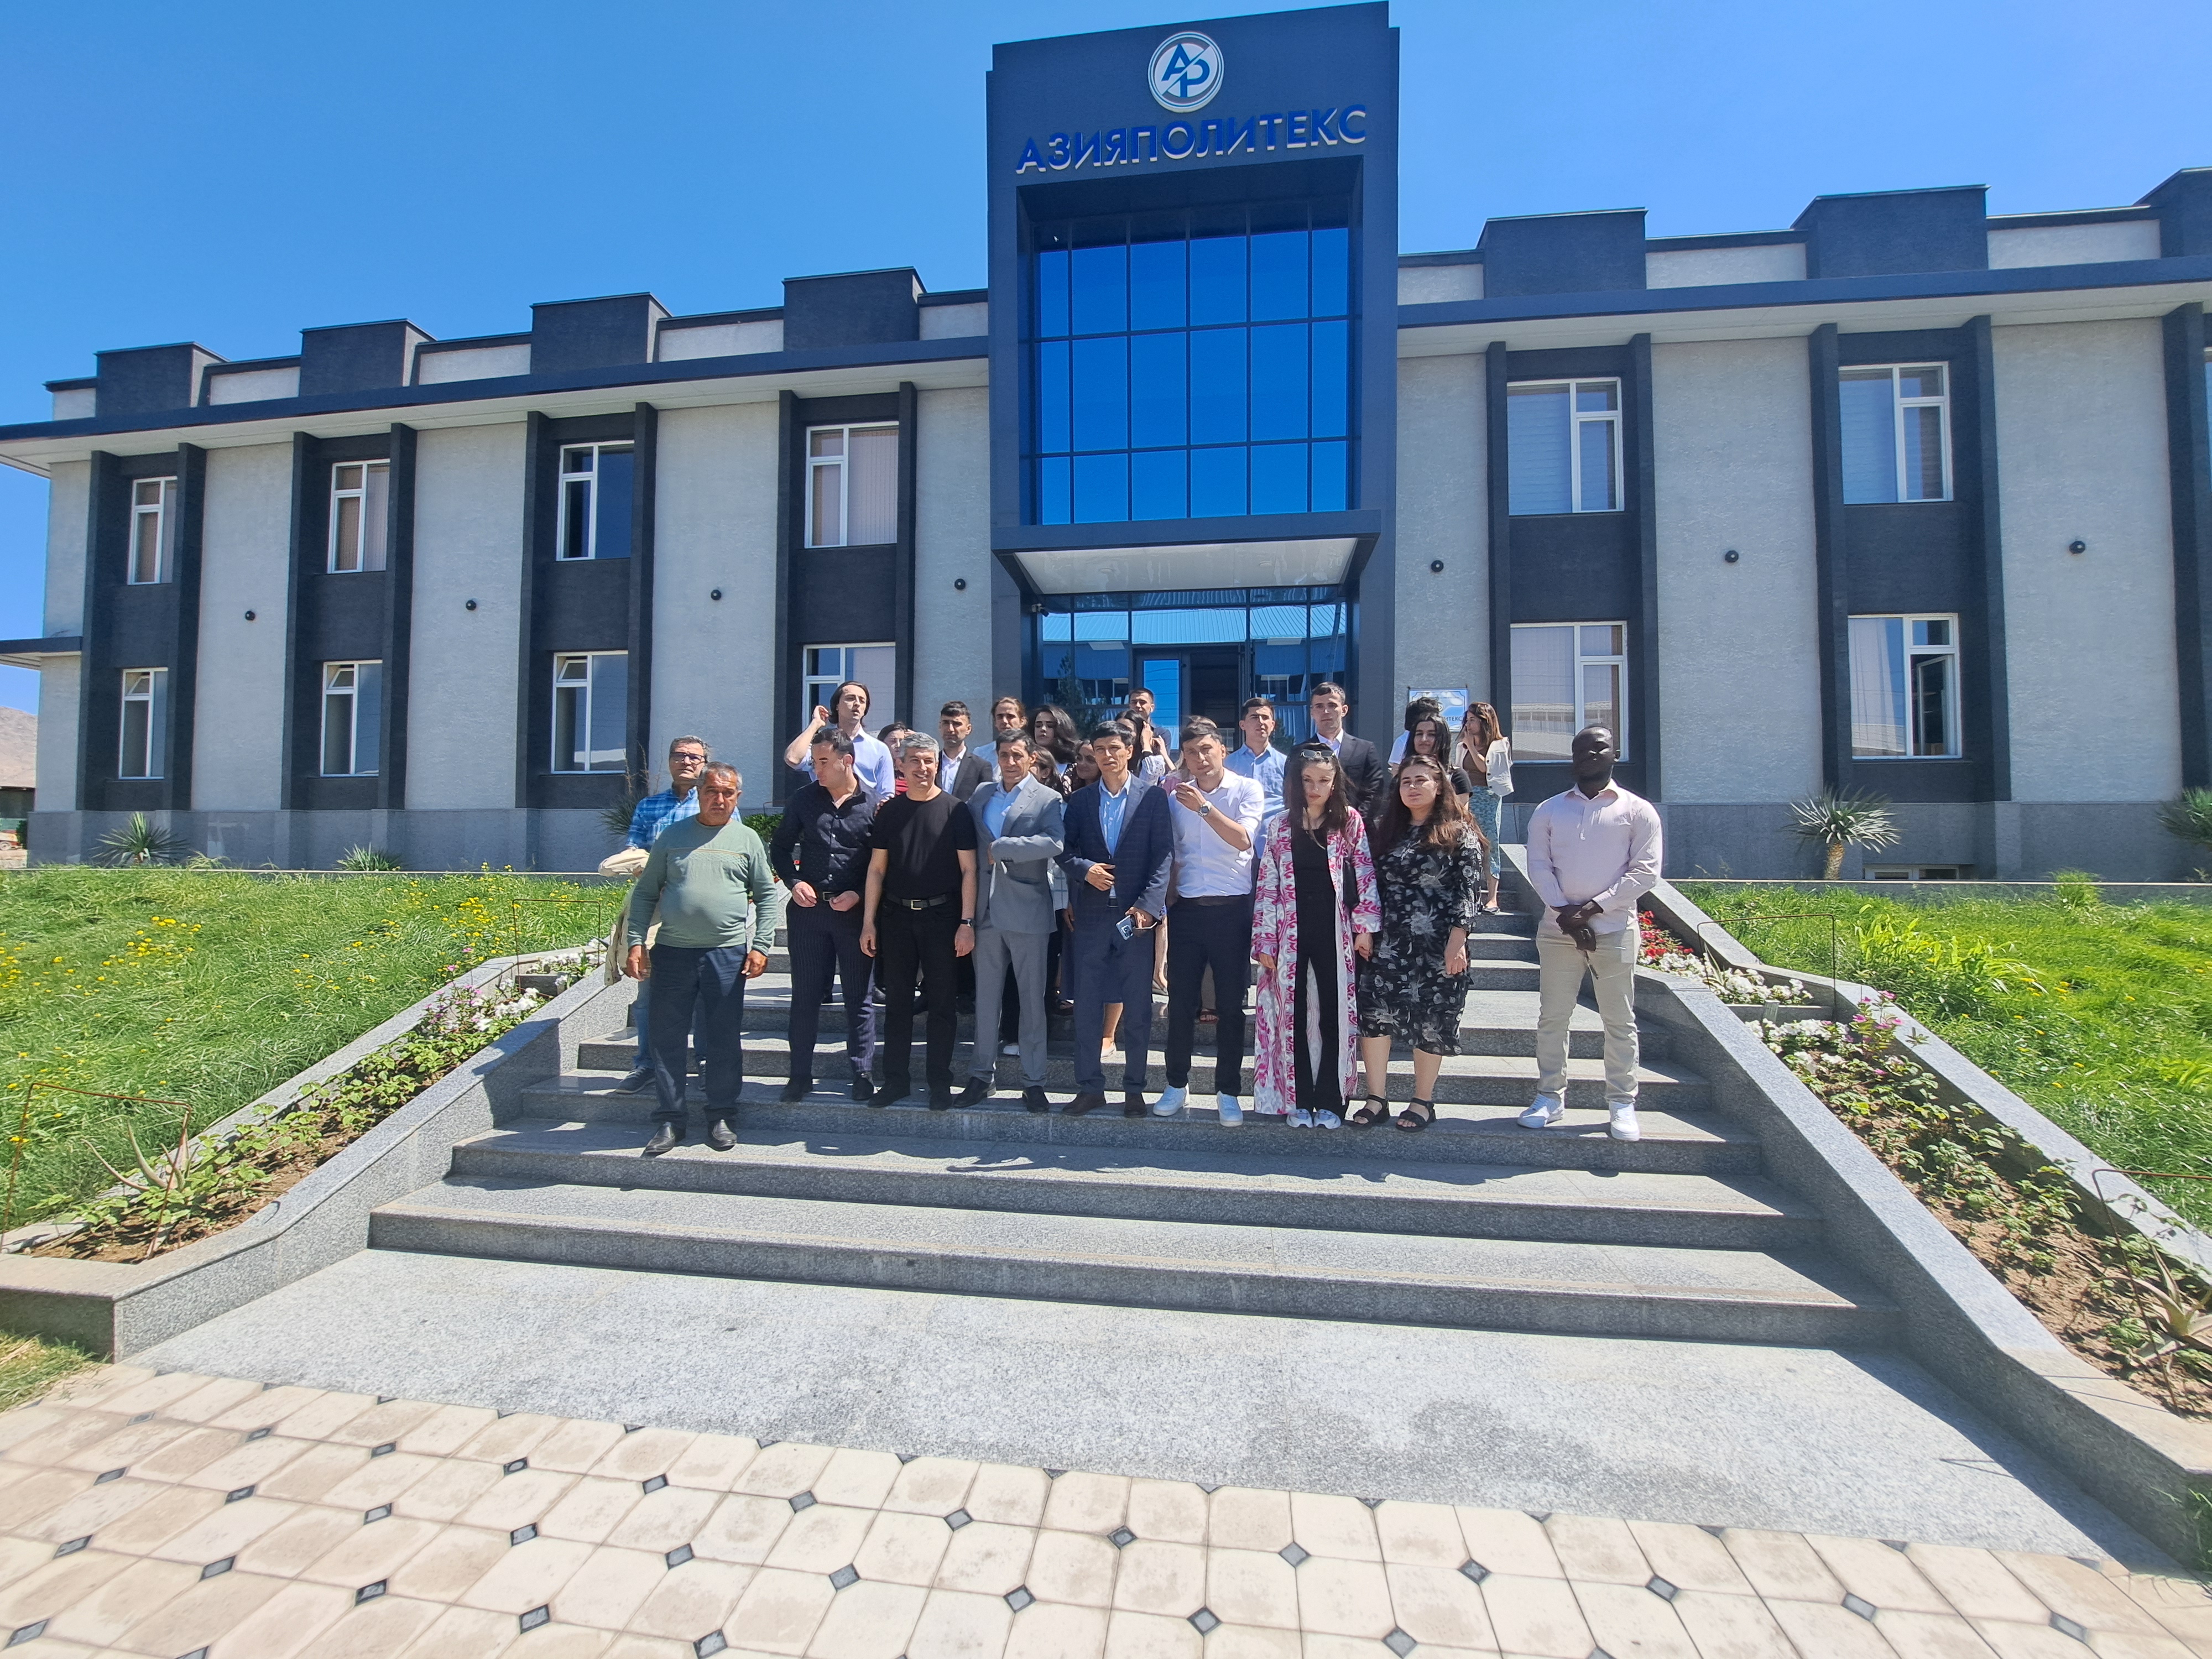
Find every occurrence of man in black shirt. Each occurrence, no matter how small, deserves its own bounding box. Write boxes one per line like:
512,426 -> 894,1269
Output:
770,730 -> 880,1103
860,732 -> 979,1109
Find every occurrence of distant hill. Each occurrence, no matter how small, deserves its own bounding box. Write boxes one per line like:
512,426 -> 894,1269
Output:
0,706 -> 34,790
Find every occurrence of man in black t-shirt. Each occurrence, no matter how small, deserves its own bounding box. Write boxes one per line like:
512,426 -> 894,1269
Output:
860,731 -> 979,1108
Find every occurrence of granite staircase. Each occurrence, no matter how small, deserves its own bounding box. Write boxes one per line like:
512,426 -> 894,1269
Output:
368,902 -> 1898,1350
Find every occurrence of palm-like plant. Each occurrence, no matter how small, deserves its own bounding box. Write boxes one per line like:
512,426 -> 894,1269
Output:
2157,789 -> 2212,867
95,812 -> 186,867
335,845 -> 403,871
1790,790 -> 1901,881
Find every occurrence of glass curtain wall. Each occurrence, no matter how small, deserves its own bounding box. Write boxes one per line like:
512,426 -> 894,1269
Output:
1025,201 -> 1357,525
1036,588 -> 1348,743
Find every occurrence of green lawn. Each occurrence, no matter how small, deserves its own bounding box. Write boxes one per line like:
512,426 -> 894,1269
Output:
0,869 -> 619,1228
1682,883 -> 2212,1229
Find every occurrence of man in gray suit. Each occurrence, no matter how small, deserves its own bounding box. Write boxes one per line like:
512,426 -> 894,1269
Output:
958,734 -> 1067,1113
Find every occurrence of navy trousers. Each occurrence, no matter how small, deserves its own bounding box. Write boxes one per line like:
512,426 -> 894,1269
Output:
785,903 -> 876,1083
1071,918 -> 1156,1093
647,943 -> 749,1123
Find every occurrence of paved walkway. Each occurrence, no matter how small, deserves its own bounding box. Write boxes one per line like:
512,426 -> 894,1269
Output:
5,1360 -> 2210,1659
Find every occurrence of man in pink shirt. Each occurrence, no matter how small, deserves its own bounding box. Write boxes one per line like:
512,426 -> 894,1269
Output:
1517,726 -> 1662,1141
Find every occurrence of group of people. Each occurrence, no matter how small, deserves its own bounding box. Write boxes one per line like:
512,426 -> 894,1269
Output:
613,679 -> 1661,1157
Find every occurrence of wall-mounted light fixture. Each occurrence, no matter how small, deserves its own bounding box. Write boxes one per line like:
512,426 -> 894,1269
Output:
243,610 -> 255,621
1723,549 -> 1740,564
465,599 -> 478,611
954,577 -> 968,591
2069,540 -> 2087,555
710,589 -> 722,601
1429,560 -> 1444,573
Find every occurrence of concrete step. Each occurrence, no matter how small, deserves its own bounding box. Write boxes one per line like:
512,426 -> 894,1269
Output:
369,1177 -> 1889,1348
453,1119 -> 1820,1250
559,1034 -> 1708,1110
515,1078 -> 1760,1175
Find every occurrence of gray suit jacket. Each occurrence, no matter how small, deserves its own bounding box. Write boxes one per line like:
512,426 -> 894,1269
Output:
968,775 -> 1067,935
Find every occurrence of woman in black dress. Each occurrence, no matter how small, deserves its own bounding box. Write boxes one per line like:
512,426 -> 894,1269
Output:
1353,754 -> 1486,1130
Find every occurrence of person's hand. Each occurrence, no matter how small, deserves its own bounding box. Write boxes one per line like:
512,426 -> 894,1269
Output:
1084,863 -> 1115,891
1170,781 -> 1203,813
1058,909 -> 1073,931
812,704 -> 832,727
859,924 -> 877,958
1255,952 -> 1276,973
829,890 -> 860,912
1444,934 -> 1468,977
789,881 -> 819,908
1128,908 -> 1157,931
625,945 -> 650,980
954,921 -> 975,959
1354,930 -> 1375,961
742,950 -> 768,979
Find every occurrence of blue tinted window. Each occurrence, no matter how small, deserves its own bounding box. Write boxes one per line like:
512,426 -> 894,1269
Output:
1038,456 -> 1071,524
1074,453 -> 1129,523
1311,322 -> 1349,440
1250,232 -> 1309,322
1250,325 -> 1309,441
1130,240 -> 1187,331
1311,228 -> 1350,317
1311,441 -> 1348,511
1129,333 -> 1187,448
1037,251 -> 1069,338
1190,447 -> 1247,517
1071,245 -> 1127,336
1131,450 -> 1187,520
594,448 -> 634,559
1190,329 -> 1248,445
1190,237 -> 1247,325
1071,337 -> 1128,452
1036,342 -> 1070,454
1251,444 -> 1308,514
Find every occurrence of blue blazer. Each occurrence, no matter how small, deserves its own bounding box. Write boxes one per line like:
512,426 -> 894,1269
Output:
1057,781 -> 1173,928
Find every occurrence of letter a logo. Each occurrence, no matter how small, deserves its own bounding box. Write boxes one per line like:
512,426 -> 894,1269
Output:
1148,33 -> 1224,113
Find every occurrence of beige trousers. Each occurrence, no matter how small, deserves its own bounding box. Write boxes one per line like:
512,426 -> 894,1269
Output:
1534,925 -> 1639,1105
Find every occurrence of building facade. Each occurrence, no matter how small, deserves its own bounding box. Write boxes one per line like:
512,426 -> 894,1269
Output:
4,3 -> 2211,877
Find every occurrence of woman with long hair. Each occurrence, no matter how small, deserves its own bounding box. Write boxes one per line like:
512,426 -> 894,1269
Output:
1353,754 -> 1486,1131
1402,712 -> 1472,797
1459,701 -> 1511,913
1029,703 -> 1080,768
1251,746 -> 1379,1126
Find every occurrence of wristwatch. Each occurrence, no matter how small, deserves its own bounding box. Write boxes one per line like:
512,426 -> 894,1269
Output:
958,917 -> 974,927
1198,800 -> 1213,816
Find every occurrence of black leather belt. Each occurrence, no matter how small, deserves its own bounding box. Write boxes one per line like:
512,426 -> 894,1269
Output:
889,894 -> 953,910
1177,893 -> 1251,906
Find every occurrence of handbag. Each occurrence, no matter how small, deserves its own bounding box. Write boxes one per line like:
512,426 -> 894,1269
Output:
1486,739 -> 1514,799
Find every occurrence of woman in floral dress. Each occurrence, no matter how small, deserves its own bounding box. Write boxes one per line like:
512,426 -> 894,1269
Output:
1250,747 -> 1379,1126
1354,754 -> 1486,1130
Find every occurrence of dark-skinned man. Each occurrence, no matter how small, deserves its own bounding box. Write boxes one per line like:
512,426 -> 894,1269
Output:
626,763 -> 784,1156
1519,726 -> 1662,1142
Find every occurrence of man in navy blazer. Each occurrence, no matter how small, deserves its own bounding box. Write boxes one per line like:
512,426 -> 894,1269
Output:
1056,718 -> 1174,1117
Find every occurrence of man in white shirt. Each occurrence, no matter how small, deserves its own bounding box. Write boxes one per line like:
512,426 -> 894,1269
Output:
1152,719 -> 1265,1126
936,701 -> 993,800
1519,726 -> 1663,1141
782,680 -> 896,802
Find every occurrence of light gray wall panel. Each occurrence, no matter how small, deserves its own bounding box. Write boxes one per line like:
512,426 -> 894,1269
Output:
35,656 -> 79,812
43,460 -> 89,636
1995,319 -> 2179,803
1645,244 -> 1806,288
408,421 -> 525,811
1392,353 -> 1488,708
650,403 -> 781,799
191,442 -> 294,810
1652,337 -> 1823,805
914,386 -> 994,726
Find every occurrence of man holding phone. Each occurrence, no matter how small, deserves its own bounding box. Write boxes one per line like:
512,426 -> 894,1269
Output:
1056,719 -> 1173,1117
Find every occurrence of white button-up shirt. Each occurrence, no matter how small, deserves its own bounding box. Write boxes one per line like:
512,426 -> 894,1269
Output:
1164,771 -> 1265,897
1525,782 -> 1662,935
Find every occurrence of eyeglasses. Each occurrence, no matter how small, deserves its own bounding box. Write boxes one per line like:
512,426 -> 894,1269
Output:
670,753 -> 707,765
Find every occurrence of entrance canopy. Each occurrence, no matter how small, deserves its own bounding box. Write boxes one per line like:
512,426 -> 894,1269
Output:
1009,535 -> 1360,597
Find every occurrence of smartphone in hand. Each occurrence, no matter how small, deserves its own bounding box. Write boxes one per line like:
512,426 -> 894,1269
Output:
1114,913 -> 1138,942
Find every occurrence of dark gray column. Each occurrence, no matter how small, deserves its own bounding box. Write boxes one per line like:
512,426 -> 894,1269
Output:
1961,315 -> 2011,803
625,403 -> 659,776
2164,303 -> 2212,787
1483,342 -> 1512,729
1629,333 -> 1662,799
380,422 -> 418,810
1806,324 -> 1852,791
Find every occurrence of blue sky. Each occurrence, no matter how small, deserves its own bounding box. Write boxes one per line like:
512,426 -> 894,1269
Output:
0,0 -> 2198,713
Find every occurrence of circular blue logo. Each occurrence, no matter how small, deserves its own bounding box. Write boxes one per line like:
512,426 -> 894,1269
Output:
1149,33 -> 1224,112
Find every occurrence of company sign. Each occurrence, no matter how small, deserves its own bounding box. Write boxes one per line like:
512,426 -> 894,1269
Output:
1149,33 -> 1224,111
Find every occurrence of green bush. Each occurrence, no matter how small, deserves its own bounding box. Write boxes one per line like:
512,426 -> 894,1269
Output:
1850,912 -> 2039,1021
743,812 -> 783,843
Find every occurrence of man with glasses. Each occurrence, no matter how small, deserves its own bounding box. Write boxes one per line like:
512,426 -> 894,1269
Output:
612,735 -> 710,1094
625,764 -> 784,1156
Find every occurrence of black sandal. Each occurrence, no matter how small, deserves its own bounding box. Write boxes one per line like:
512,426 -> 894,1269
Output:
1395,1099 -> 1435,1132
1348,1095 -> 1391,1128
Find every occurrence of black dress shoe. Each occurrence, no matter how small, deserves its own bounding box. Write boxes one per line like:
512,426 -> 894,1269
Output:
850,1071 -> 877,1104
706,1117 -> 738,1150
928,1087 -> 955,1111
643,1123 -> 683,1156
878,1078 -> 913,1107
1023,1086 -> 1050,1114
1123,1091 -> 1148,1118
956,1078 -> 992,1107
1065,1092 -> 1107,1116
779,1079 -> 810,1104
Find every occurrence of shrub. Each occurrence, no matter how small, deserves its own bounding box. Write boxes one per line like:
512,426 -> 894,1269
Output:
95,812 -> 186,867
2158,789 -> 2212,867
335,846 -> 404,871
743,812 -> 783,844
1849,911 -> 2039,1022
1788,790 -> 1900,880
2052,869 -> 2102,911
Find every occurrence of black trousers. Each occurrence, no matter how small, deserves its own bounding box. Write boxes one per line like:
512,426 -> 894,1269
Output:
1164,895 -> 1253,1095
646,944 -> 749,1123
875,901 -> 961,1091
786,903 -> 876,1082
1291,933 -> 1345,1113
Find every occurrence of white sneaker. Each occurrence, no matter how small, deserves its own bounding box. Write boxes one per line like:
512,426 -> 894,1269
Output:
1288,1108 -> 1314,1128
1151,1085 -> 1188,1118
1609,1103 -> 1641,1141
1001,1042 -> 1020,1057
1216,1094 -> 1244,1126
1314,1109 -> 1342,1129
1518,1094 -> 1566,1129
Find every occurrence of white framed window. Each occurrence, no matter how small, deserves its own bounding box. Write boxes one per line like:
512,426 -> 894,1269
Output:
328,462 -> 390,572
801,643 -> 896,727
1849,614 -> 1960,758
557,444 -> 635,561
1840,364 -> 1950,504
320,661 -> 383,776
1509,622 -> 1626,762
129,477 -> 177,584
119,668 -> 166,779
1506,380 -> 1621,515
805,424 -> 899,547
552,651 -> 628,772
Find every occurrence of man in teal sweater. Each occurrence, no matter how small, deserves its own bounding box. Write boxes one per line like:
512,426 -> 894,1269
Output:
625,763 -> 784,1155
